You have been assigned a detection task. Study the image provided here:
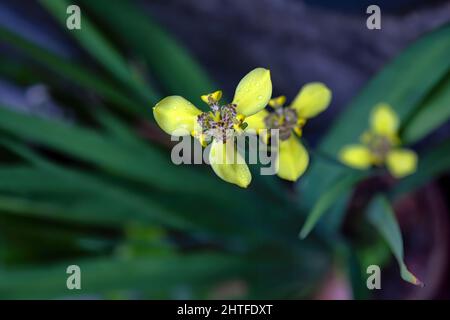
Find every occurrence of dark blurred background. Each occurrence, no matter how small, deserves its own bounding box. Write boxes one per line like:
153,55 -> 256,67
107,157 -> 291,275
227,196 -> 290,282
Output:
2,0 -> 450,140
1,0 -> 450,300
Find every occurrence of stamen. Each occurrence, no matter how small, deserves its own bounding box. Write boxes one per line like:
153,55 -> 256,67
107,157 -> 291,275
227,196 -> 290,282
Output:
264,106 -> 299,141
196,103 -> 242,143
364,133 -> 393,162
269,96 -> 286,109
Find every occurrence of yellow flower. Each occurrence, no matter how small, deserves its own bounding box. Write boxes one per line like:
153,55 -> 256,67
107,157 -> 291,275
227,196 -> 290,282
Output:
246,82 -> 332,181
338,103 -> 418,178
153,68 -> 272,188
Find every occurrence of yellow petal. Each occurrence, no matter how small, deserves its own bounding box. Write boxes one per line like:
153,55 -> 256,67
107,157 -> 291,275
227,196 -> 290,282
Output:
291,82 -> 332,119
386,149 -> 417,178
209,139 -> 252,188
269,96 -> 286,108
339,144 -> 373,169
244,109 -> 268,134
201,90 -> 222,104
153,96 -> 202,136
370,103 -> 399,137
232,68 -> 272,117
277,135 -> 309,182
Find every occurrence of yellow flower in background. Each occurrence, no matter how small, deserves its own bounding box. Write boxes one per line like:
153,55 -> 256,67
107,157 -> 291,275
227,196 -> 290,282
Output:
153,68 -> 272,188
339,103 -> 418,178
245,83 -> 332,181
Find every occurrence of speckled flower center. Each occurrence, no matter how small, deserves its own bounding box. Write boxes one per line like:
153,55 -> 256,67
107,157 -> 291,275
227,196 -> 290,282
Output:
367,134 -> 392,162
264,107 -> 298,140
197,103 -> 240,143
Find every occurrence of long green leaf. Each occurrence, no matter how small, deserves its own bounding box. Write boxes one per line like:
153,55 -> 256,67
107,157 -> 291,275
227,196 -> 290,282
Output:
0,139 -> 292,246
0,104 -> 300,243
39,0 -> 158,106
299,172 -> 366,239
391,138 -> 450,198
0,26 -> 145,115
0,195 -> 126,227
79,0 -> 215,107
0,138 -> 199,230
367,195 -> 423,286
0,166 -> 80,194
0,214 -> 117,265
0,54 -> 42,85
402,72 -> 450,143
320,24 -> 450,156
0,253 -> 246,299
0,104 -> 219,195
299,23 -> 450,225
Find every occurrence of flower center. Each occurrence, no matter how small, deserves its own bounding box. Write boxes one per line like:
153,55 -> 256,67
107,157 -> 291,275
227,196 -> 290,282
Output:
264,107 -> 299,140
367,134 -> 392,163
197,101 -> 243,143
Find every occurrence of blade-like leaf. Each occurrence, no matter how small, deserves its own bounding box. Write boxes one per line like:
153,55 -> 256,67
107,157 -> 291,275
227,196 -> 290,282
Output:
299,171 -> 367,239
0,138 -> 294,246
402,72 -> 450,144
0,253 -> 246,299
92,108 -> 148,149
0,26 -> 146,115
391,138 -> 450,198
298,23 -> 450,226
0,104 -> 298,241
319,24 -> 450,157
0,104 -> 218,195
0,138 -> 198,230
79,0 -> 215,107
367,195 -> 423,286
39,0 -> 158,106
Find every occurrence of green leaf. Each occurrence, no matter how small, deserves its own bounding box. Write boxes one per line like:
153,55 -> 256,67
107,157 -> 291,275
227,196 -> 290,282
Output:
320,25 -> 450,156
367,195 -> 423,286
79,0 -> 215,107
39,0 -> 158,106
93,108 -> 148,148
299,171 -> 366,239
0,104 -> 216,195
0,105 -> 300,243
0,139 -> 196,230
0,253 -> 246,299
0,165 -> 80,194
0,138 -> 294,246
299,23 -> 450,217
335,243 -> 372,300
0,214 -> 117,265
1,139 -> 206,229
391,138 -> 450,198
0,54 -> 42,85
0,26 -> 146,115
402,72 -> 450,144
0,194 -> 124,227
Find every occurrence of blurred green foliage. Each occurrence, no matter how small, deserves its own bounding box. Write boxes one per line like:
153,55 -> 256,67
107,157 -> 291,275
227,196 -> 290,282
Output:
0,0 -> 449,299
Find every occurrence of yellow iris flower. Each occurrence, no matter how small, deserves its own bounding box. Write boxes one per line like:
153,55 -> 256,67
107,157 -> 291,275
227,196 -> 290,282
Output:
339,103 -> 418,178
153,68 -> 272,188
245,83 -> 332,182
